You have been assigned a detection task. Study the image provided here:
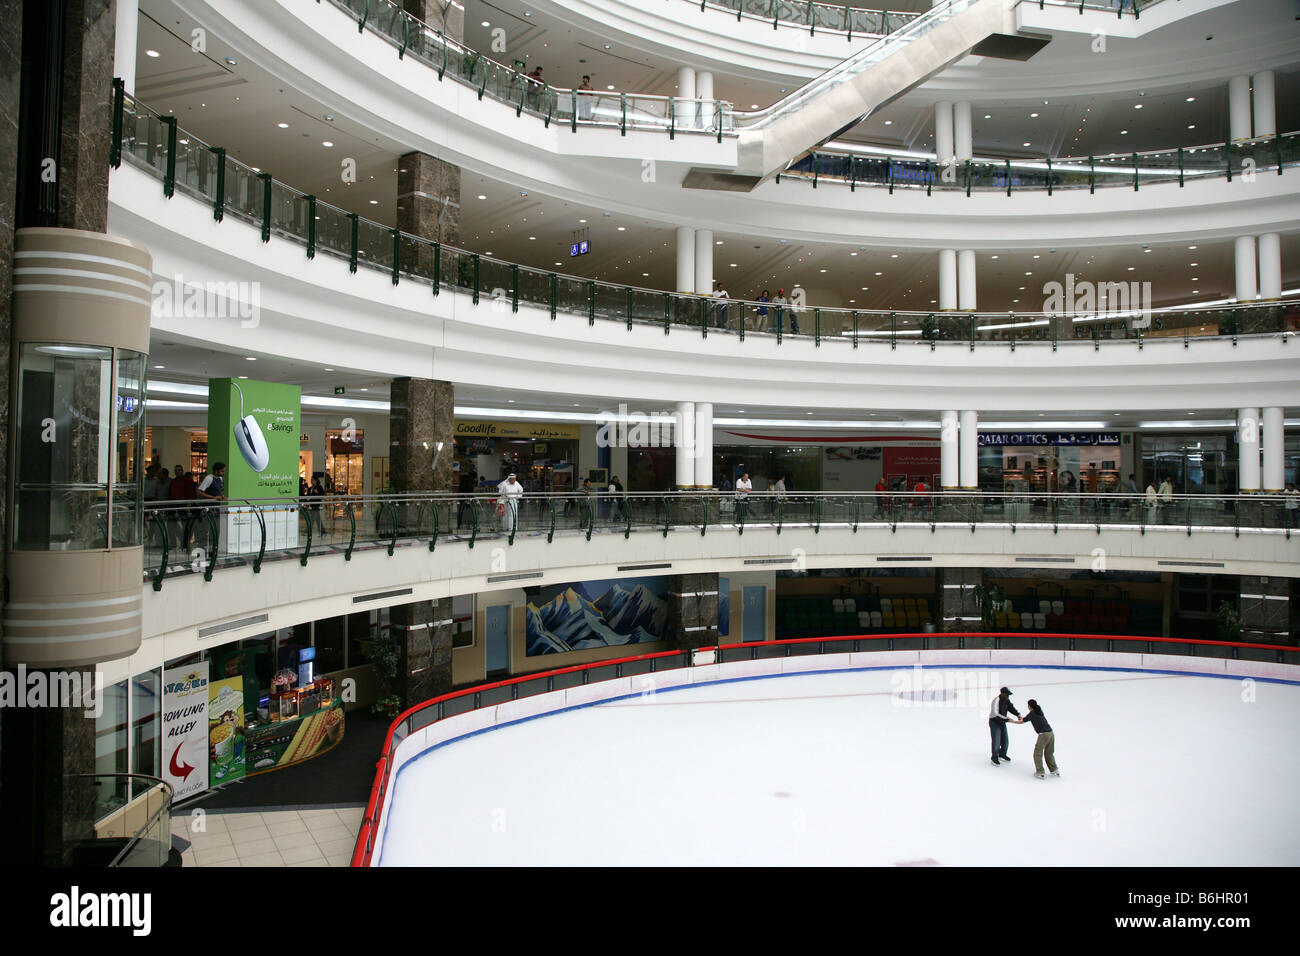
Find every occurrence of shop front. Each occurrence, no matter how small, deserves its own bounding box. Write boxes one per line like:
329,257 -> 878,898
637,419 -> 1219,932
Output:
977,431 -> 1129,494
454,420 -> 579,492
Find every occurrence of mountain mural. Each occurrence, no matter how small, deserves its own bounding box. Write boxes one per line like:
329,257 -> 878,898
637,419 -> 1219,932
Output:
526,577 -> 670,656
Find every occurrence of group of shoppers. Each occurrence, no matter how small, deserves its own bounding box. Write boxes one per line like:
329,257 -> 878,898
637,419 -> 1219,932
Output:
712,284 -> 805,334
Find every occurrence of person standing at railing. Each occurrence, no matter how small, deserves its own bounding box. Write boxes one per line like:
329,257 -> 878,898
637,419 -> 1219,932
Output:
525,67 -> 545,110
168,465 -> 197,549
771,288 -> 789,335
498,472 -> 524,532
307,476 -> 327,535
712,280 -> 730,329
875,476 -> 889,519
771,473 -> 787,518
789,284 -> 805,335
577,75 -> 595,121
608,476 -> 626,523
1158,475 -> 1174,525
1122,473 -> 1139,521
756,289 -> 771,332
1144,479 -> 1159,525
1286,482 -> 1299,530
734,471 -> 752,524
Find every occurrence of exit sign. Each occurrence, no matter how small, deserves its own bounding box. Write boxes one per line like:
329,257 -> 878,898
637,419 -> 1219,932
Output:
334,386 -> 345,395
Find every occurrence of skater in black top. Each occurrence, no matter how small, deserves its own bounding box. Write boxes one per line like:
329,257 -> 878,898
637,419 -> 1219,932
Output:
1022,699 -> 1059,779
988,686 -> 1021,765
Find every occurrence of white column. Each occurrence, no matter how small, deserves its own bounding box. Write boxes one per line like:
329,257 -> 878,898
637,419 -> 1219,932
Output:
958,249 -> 977,311
115,0 -> 140,95
677,67 -> 696,130
694,403 -> 713,489
934,101 -> 954,166
1258,232 -> 1282,300
1234,236 -> 1258,301
694,228 -> 714,299
954,101 -> 973,161
1252,70 -> 1276,138
676,226 -> 695,294
938,249 -> 957,311
1263,406 -> 1284,492
940,411 -> 959,489
1239,407 -> 1261,492
675,402 -> 696,489
959,410 -> 979,490
1228,75 -> 1252,141
696,71 -> 714,130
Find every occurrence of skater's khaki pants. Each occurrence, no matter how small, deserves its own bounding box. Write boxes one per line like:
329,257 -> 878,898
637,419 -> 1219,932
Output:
1033,732 -> 1057,774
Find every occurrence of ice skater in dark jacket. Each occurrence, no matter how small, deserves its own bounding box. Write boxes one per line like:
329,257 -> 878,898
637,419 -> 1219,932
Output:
1022,699 -> 1060,779
988,686 -> 1021,766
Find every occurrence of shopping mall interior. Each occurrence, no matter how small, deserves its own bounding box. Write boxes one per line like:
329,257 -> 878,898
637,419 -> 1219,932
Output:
0,0 -> 1297,875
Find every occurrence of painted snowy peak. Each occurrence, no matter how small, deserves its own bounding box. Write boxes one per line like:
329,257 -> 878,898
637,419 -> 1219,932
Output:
526,584 -> 667,655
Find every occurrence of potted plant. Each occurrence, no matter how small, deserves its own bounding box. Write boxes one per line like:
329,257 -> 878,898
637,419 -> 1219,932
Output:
360,626 -> 405,718
1216,601 -> 1243,643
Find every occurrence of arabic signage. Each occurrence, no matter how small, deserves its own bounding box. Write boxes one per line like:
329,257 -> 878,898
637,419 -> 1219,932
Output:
978,432 -> 1121,447
162,663 -> 210,801
455,420 -> 580,440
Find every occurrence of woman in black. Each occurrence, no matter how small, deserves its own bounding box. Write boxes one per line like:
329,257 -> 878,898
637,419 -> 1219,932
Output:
1023,699 -> 1059,779
307,475 -> 326,535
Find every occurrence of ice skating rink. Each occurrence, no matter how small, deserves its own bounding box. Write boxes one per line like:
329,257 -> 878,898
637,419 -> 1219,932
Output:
378,666 -> 1300,866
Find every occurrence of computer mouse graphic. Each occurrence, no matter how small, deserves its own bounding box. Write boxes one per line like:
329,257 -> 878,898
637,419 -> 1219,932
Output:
235,414 -> 270,472
231,381 -> 271,473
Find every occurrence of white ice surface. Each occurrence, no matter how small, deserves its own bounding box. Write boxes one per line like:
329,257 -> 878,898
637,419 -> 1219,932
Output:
379,667 -> 1300,866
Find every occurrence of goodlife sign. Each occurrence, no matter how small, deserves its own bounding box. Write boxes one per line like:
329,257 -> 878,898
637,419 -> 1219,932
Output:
162,663 -> 210,801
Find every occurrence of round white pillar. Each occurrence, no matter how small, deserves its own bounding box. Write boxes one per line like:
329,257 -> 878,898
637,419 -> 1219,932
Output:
958,250 -> 977,311
1228,75 -> 1252,141
675,402 -> 696,489
694,403 -> 713,489
954,101 -> 972,161
1235,236 -> 1258,302
1258,233 -> 1282,300
935,101 -> 954,166
1239,407 -> 1261,492
938,250 -> 957,311
115,0 -> 140,96
959,410 -> 979,490
1263,407 -> 1284,492
677,67 -> 696,130
1252,71 -> 1276,138
940,411 -> 959,489
694,229 -> 714,299
676,226 -> 695,294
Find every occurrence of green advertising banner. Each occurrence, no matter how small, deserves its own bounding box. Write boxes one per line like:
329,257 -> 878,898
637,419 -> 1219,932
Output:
207,378 -> 302,551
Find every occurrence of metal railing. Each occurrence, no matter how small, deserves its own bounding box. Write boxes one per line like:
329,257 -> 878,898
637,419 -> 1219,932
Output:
111,87 -> 1300,352
350,624 -> 1296,865
143,491 -> 1299,590
68,773 -> 175,867
322,0 -> 734,137
779,132 -> 1300,193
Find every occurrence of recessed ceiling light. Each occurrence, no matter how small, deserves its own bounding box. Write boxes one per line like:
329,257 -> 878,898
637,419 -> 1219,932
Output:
152,365 -> 165,369
324,368 -> 334,372
245,356 -> 256,361
983,114 -> 991,119
277,122 -> 289,128
1134,104 -> 1143,109
145,49 -> 159,57
224,57 -> 238,66
1030,112 -> 1038,118
478,194 -> 487,200
1190,262 -> 1198,266
606,85 -> 615,90
1188,125 -> 1196,130
617,226 -> 625,231
322,141 -> 333,147
990,255 -> 998,259
1128,266 -> 1136,271
579,219 -> 587,223
1120,130 -> 1128,135
481,20 -> 490,26
1188,245 -> 1197,250
1032,254 -> 1040,259
238,375 -> 248,379
890,254 -> 899,258
1186,96 -> 1196,102
850,252 -> 858,256
528,236 -> 536,240
1023,142 -> 1031,147
324,114 -> 334,122
884,120 -> 893,126
874,272 -> 882,276
1024,271 -> 1032,276
819,269 -> 827,273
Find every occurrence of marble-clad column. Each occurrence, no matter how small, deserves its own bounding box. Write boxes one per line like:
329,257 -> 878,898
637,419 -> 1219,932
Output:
58,0 -> 115,233
392,597 -> 455,707
389,377 -> 455,493
666,573 -> 719,651
396,151 -> 462,249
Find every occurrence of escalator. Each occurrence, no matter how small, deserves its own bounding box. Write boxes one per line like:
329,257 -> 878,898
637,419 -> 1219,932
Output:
684,0 -> 1048,191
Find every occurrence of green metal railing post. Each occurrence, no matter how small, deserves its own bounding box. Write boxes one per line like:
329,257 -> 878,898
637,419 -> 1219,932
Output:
249,504 -> 266,574
965,159 -> 972,197
357,0 -> 370,31
398,13 -> 409,57
572,90 -> 578,133
1275,133 -> 1283,175
814,308 -> 821,346
111,78 -> 124,168
257,171 -> 271,240
1005,157 -> 1011,196
969,314 -> 976,351
550,272 -> 557,319
428,502 -> 440,551
1046,156 -> 1052,196
1009,313 -> 1016,352
547,498 -> 556,543
887,158 -> 894,194
1177,146 -> 1184,187
663,292 -> 670,334
1089,156 -> 1095,194
348,213 -> 359,273
1132,151 -> 1139,191
211,147 -> 226,221
620,93 -> 627,136
852,311 -> 858,348
668,96 -> 675,140
890,311 -> 897,350
700,296 -> 707,338
588,281 -> 595,325
344,503 -> 357,560
468,500 -> 480,549
162,116 -> 177,198
662,498 -> 671,538
149,512 -> 168,591
510,264 -> 519,312
432,241 -> 441,294
438,31 -> 447,80
305,195 -> 316,257
1226,142 -> 1233,182
472,253 -> 480,304
391,228 -> 400,284
299,505 -> 313,566
625,287 -> 632,330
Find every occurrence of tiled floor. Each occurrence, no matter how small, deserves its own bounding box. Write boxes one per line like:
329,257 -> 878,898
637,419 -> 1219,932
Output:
172,806 -> 364,867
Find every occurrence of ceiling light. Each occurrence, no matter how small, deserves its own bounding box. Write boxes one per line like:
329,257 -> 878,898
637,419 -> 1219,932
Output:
224,57 -> 238,66
277,122 -> 289,128
617,226 -> 625,231
478,194 -> 487,200
1134,104 -> 1143,109
245,357 -> 256,361
529,236 -> 536,240
983,113 -> 991,119
1188,125 -> 1196,130
152,365 -> 165,370
322,141 -> 333,147
145,49 -> 159,57
1120,130 -> 1128,135
481,20 -> 490,26
890,254 -> 899,258
1023,142 -> 1031,147
324,368 -> 334,372
606,85 -> 615,90
884,120 -> 893,126
1030,112 -> 1038,118
579,219 -> 587,223
1186,96 -> 1196,102
324,114 -> 335,122
874,272 -> 882,276
1188,245 -> 1197,250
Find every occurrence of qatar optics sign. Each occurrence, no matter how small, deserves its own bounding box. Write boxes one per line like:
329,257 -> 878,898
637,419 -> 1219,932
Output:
163,663 -> 210,801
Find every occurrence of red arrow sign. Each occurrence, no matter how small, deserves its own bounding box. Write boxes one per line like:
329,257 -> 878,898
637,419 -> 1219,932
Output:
169,743 -> 196,781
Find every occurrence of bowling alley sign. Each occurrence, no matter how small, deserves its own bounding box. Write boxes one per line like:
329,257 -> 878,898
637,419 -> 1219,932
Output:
163,663 -> 211,801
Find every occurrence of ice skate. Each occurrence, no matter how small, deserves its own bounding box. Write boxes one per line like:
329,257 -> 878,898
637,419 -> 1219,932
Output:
1034,771 -> 1045,779
1050,770 -> 1061,777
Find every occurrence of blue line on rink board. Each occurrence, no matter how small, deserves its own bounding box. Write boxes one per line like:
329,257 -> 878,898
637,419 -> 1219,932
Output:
375,661 -> 1299,865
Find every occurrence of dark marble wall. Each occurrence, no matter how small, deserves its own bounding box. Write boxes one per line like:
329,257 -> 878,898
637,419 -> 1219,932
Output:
937,566 -> 982,633
389,377 -> 455,493
392,597 -> 454,706
1239,576 -> 1289,644
57,0 -> 113,232
396,150 -> 461,249
666,573 -> 719,651
402,0 -> 464,42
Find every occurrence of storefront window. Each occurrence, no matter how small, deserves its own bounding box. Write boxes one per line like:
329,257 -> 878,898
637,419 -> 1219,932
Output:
326,428 -> 364,494
347,611 -> 372,668
130,668 -> 161,797
113,350 -> 146,547
1140,436 -> 1232,495
715,446 -> 821,491
455,435 -> 578,493
982,445 -> 1121,493
314,616 -> 346,674
95,677 -> 129,779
